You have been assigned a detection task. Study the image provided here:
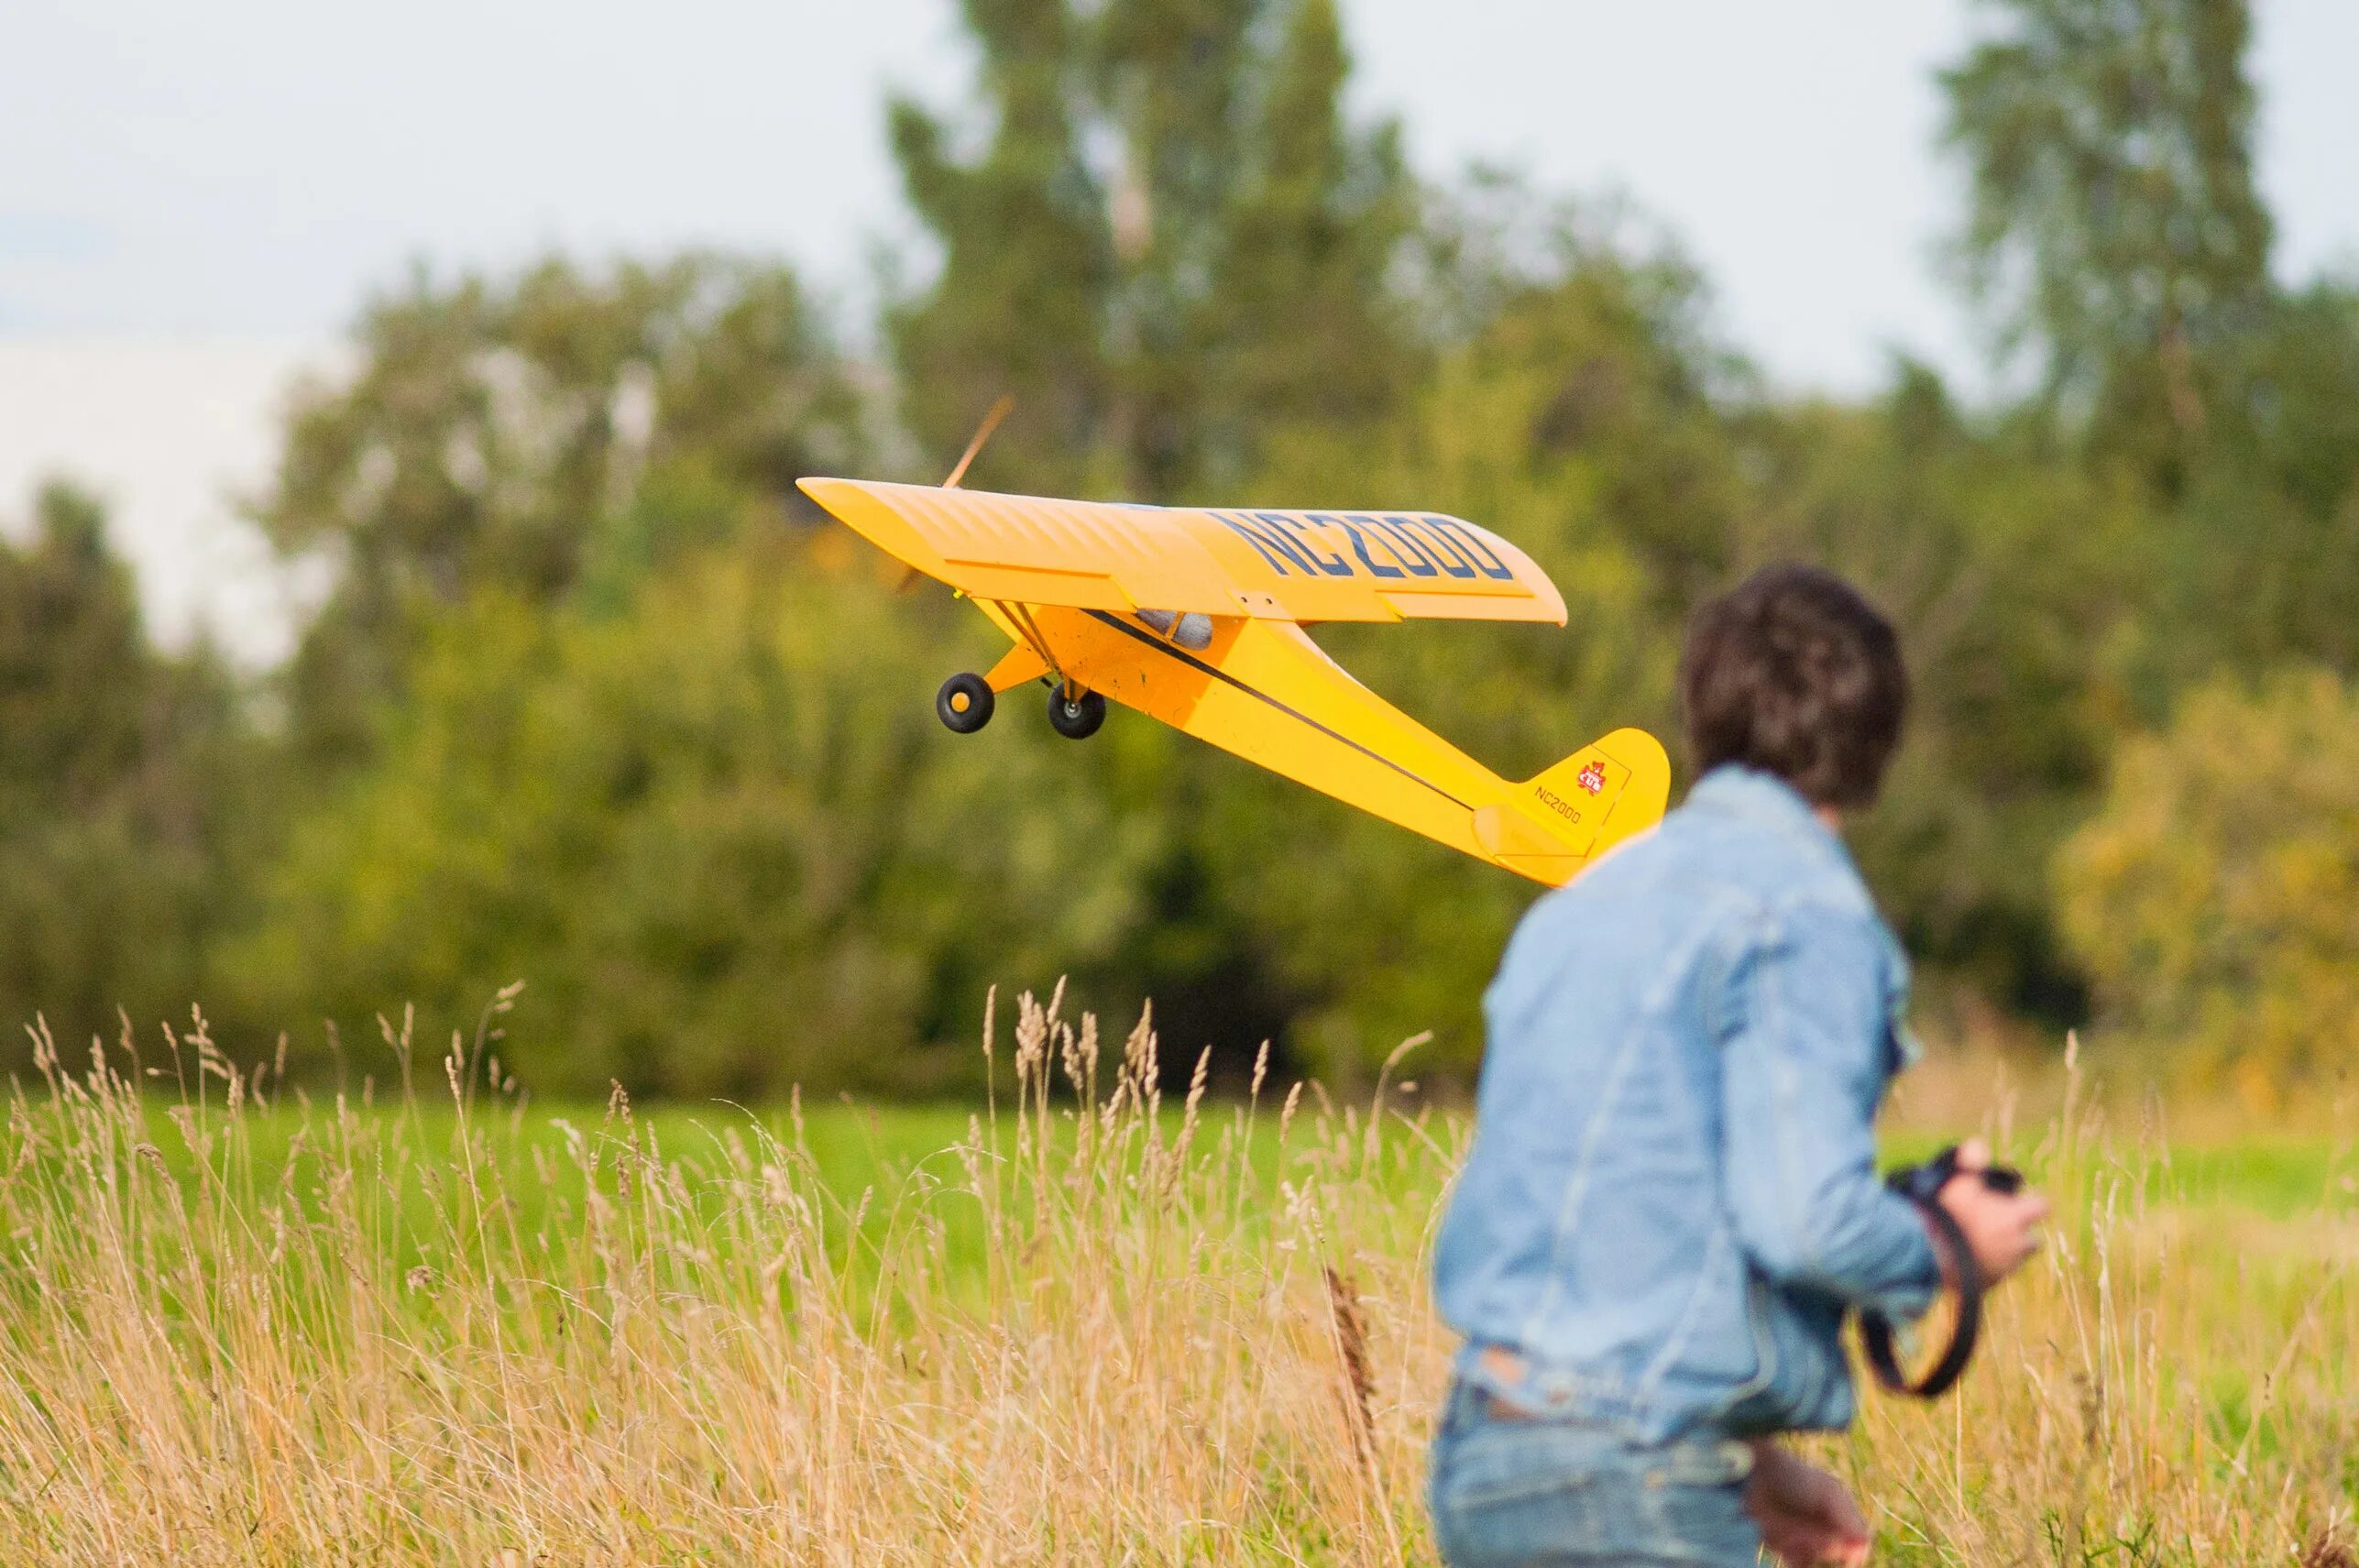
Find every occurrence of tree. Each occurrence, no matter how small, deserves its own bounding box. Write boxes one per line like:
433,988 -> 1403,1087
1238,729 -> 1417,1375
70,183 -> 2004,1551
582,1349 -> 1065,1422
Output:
1746,365 -> 2148,1020
1940,2 -> 2359,707
1941,0 -> 2272,477
2057,669 -> 2359,1103
0,483 -> 252,1054
873,0 -> 1429,1078
2158,280 -> 2359,683
1188,199 -> 1731,1075
256,254 -> 865,770
229,533 -> 1164,1098
887,0 -> 1419,502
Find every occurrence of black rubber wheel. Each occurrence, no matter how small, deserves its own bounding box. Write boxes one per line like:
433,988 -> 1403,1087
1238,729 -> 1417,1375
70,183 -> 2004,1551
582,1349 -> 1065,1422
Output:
1047,686 -> 1106,740
937,672 -> 994,733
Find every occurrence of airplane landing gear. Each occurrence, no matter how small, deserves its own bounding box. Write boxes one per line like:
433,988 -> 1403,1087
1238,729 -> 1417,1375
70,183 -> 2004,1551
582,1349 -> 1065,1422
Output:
1048,686 -> 1105,740
937,672 -> 994,733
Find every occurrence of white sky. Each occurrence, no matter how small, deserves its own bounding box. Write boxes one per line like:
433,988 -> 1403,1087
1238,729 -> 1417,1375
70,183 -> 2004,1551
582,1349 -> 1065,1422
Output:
3,0 -> 2354,661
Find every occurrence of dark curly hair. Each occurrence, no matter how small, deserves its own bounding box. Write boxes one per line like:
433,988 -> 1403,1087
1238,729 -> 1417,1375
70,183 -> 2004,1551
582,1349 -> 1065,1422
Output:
1680,565 -> 1907,809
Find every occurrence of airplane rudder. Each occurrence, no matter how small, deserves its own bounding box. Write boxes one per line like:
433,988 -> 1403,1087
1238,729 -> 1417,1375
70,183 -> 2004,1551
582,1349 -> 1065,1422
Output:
1523,727 -> 1672,838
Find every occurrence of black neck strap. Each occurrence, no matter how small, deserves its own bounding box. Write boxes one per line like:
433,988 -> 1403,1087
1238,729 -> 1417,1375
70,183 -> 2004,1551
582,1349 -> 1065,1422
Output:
1860,1192 -> 1982,1399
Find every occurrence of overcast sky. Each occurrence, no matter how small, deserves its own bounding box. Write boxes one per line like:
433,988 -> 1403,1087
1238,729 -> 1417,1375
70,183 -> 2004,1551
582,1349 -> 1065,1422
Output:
4,0 -> 2355,659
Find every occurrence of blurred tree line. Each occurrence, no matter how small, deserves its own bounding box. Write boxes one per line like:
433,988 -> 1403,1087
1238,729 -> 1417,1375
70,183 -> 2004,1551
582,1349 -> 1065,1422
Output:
5,0 -> 2354,1098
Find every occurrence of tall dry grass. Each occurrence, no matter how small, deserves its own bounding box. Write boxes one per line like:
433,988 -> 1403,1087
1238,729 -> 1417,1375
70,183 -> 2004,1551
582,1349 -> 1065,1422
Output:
0,992 -> 2349,1565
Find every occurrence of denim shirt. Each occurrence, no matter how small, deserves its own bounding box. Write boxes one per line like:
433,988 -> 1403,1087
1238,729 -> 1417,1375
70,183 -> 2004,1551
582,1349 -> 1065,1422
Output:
1432,764 -> 1939,1443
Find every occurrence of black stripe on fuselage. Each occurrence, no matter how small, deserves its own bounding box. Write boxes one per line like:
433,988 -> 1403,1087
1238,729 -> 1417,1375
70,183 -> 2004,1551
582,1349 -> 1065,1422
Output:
1081,609 -> 1473,812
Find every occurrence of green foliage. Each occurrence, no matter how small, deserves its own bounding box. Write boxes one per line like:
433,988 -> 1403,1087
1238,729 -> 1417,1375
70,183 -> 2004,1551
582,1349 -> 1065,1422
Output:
258,254 -> 865,770
13,0 -> 2359,1098
1942,0 -> 2272,474
0,484 -> 255,1056
231,538 -> 1160,1098
1744,367 -> 2148,1014
2057,669 -> 2359,1100
887,0 -> 1419,500
871,0 -> 1428,1069
2155,281 -> 2359,682
1218,203 -> 1713,1072
1926,0 -> 2359,1037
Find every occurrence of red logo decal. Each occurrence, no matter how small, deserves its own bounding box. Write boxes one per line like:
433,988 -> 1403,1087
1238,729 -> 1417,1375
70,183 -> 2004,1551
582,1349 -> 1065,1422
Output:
1574,761 -> 1607,796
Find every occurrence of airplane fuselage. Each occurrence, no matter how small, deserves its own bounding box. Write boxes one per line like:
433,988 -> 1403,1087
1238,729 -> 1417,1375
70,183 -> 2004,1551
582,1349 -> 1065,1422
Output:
971,600 -> 1666,887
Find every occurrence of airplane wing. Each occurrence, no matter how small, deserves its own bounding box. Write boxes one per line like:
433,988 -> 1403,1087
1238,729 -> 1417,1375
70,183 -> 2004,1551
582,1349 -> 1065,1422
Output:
796,477 -> 1567,625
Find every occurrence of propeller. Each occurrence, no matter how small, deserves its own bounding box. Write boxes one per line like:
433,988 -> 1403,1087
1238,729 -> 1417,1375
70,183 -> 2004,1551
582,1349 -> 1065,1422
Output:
943,393 -> 1014,490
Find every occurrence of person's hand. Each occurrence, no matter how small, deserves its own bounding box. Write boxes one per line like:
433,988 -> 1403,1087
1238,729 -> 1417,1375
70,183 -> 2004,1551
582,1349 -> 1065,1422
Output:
1928,1137 -> 2049,1289
1744,1442 -> 1871,1567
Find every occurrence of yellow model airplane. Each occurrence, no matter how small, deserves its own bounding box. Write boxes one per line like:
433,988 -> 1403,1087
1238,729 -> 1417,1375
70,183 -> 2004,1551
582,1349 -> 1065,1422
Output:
796,476 -> 1671,886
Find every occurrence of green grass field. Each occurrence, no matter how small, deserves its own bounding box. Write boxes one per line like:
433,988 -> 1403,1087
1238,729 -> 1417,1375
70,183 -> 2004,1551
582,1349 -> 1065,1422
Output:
0,998 -> 2352,1563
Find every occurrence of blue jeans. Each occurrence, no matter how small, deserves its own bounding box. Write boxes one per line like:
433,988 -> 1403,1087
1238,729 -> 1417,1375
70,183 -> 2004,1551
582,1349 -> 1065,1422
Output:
1426,1382 -> 1761,1567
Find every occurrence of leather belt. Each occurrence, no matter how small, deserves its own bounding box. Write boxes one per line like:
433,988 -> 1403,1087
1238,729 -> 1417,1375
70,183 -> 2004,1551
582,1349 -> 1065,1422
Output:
1475,1345 -> 1543,1421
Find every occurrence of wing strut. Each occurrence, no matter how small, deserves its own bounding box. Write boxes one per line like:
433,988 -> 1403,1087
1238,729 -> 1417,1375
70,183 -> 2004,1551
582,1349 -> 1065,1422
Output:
993,599 -> 1067,689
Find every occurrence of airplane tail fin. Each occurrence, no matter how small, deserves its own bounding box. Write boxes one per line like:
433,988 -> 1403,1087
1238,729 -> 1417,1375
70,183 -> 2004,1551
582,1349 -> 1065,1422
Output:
1524,728 -> 1673,847
1472,727 -> 1673,883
